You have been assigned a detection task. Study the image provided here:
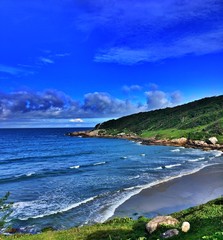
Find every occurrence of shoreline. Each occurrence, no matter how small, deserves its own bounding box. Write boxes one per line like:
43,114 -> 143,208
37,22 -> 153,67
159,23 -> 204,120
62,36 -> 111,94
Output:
113,163 -> 223,219
66,130 -> 223,220
66,130 -> 223,152
66,130 -> 223,223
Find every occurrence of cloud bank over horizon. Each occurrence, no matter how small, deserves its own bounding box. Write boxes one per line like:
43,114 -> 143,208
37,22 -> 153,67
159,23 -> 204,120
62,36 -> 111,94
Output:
0,0 -> 222,127
0,88 -> 183,126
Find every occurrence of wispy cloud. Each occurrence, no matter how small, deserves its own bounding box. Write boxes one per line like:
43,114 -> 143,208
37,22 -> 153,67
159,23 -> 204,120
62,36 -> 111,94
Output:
1,51 -> 70,77
55,53 -> 71,57
38,52 -> 70,65
122,84 -> 142,93
38,57 -> 55,65
0,64 -> 34,76
69,118 -> 84,123
77,0 -> 223,64
95,28 -> 223,64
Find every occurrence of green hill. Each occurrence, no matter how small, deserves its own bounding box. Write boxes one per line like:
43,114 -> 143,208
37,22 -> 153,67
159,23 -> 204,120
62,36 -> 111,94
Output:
96,95 -> 223,143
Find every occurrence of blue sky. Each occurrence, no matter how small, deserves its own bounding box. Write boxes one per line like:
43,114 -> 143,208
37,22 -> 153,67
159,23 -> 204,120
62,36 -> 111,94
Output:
0,0 -> 223,128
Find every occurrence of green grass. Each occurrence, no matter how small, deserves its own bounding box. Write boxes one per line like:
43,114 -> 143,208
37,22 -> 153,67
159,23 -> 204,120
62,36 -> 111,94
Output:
140,128 -> 192,139
1,197 -> 222,240
140,125 -> 223,144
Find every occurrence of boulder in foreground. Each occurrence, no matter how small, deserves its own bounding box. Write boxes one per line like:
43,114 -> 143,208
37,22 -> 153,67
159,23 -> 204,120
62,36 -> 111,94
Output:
181,221 -> 190,232
145,216 -> 179,234
207,137 -> 218,145
161,229 -> 179,238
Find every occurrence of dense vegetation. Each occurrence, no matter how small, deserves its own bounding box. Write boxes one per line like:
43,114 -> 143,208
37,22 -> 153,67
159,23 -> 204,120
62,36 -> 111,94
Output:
0,192 -> 12,229
1,197 -> 222,240
96,95 -> 223,143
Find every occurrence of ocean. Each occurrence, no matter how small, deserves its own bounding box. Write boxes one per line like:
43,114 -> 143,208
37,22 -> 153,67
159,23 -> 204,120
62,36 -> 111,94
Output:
0,128 -> 222,233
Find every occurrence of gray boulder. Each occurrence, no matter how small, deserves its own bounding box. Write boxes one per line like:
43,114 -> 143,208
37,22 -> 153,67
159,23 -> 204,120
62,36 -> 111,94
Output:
145,216 -> 179,234
161,229 -> 179,238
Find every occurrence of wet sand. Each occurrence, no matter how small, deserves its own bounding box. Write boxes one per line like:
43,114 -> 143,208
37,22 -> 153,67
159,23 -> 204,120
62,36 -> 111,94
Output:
114,164 -> 223,219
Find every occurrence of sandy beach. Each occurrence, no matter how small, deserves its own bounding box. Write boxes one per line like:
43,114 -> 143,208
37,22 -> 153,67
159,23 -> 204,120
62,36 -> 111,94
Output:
114,164 -> 223,219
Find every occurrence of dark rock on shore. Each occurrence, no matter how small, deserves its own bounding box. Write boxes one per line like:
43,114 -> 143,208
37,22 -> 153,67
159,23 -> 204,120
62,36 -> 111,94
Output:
66,130 -> 223,152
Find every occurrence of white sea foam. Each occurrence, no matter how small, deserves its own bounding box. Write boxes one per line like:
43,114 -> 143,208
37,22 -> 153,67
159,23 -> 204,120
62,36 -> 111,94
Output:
26,172 -> 35,177
14,174 -> 24,178
188,157 -> 205,162
154,166 -> 163,170
96,163 -> 218,223
70,165 -> 80,169
165,163 -> 181,168
14,172 -> 35,178
171,149 -> 180,152
129,175 -> 140,179
13,201 -> 32,208
93,188 -> 144,223
16,196 -> 97,221
93,162 -> 106,166
123,187 -> 136,191
212,150 -> 222,157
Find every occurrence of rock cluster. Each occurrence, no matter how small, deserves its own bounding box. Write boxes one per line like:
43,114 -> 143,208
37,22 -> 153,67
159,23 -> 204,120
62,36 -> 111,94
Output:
66,130 -> 223,151
145,216 -> 191,238
207,137 -> 218,145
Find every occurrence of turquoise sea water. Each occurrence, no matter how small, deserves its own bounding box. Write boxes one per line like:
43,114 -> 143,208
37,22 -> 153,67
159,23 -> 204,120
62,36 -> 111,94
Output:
0,128 -> 222,233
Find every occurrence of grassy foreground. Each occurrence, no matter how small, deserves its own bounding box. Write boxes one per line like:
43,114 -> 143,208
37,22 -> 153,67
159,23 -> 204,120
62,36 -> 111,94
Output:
1,197 -> 222,240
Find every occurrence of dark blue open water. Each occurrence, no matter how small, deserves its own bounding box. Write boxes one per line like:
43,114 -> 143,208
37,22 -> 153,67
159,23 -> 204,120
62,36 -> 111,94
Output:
0,128 -> 222,233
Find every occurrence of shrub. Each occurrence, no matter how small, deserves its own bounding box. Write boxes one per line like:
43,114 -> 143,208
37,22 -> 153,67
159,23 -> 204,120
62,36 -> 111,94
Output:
0,192 -> 13,229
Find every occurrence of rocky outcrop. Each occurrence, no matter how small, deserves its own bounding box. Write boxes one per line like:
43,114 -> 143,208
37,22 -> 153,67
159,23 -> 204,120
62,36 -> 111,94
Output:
161,229 -> 179,238
145,216 -> 179,234
170,137 -> 187,145
66,130 -> 100,137
207,137 -> 218,145
66,130 -> 223,151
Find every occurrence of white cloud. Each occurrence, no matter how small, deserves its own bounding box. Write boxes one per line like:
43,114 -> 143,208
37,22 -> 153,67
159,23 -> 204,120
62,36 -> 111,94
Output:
122,84 -> 142,93
95,48 -> 149,65
95,28 -> 223,64
145,90 -> 183,110
0,64 -> 34,76
0,88 -> 183,127
0,90 -> 146,120
37,52 -> 70,66
77,0 -> 223,64
39,57 -> 54,64
69,118 -> 84,123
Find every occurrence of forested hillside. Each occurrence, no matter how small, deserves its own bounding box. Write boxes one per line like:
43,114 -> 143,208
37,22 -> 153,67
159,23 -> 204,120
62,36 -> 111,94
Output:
96,95 -> 223,143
